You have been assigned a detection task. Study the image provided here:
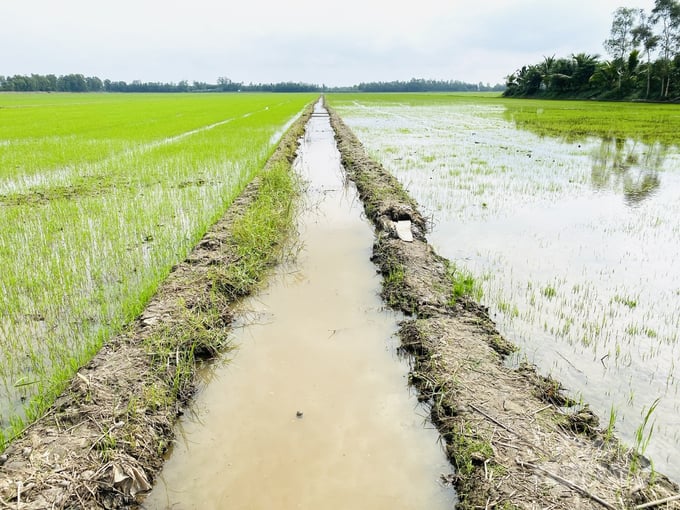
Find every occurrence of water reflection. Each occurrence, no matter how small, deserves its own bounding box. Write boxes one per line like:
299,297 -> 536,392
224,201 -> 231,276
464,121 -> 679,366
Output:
591,137 -> 664,205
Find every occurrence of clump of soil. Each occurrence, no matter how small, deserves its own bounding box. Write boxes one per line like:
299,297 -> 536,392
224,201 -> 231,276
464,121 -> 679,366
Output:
326,101 -> 680,510
0,106 -> 313,509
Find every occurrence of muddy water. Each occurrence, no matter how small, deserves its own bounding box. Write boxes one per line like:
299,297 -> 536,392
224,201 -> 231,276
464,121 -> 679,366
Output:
142,105 -> 454,509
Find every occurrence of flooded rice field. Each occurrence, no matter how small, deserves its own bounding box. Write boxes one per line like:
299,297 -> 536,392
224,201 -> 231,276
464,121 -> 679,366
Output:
332,99 -> 680,482
142,105 -> 454,509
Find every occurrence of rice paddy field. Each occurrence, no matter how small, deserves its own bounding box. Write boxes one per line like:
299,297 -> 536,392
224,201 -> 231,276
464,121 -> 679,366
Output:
327,93 -> 680,482
0,92 -> 314,445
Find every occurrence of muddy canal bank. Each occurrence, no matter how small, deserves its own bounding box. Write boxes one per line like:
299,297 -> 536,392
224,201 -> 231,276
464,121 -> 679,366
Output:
143,102 -> 453,509
327,102 -> 680,509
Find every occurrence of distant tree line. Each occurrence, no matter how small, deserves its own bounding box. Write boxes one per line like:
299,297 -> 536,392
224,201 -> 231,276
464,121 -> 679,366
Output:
350,78 -> 504,93
504,0 -> 680,100
0,74 -> 504,94
0,74 -> 105,92
239,81 -> 321,92
0,74 -> 322,93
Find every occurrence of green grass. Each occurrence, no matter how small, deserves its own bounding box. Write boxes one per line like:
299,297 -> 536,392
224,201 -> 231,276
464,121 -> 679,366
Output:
326,92 -> 504,109
0,92 -> 315,439
213,159 -> 300,299
450,425 -> 493,476
447,263 -> 483,303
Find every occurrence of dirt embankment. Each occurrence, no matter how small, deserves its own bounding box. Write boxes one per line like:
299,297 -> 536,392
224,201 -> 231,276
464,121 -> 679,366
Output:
326,102 -> 680,510
0,105 -> 313,509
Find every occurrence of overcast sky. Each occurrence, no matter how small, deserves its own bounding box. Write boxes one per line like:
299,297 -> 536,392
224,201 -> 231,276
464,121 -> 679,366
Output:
2,0 -> 656,87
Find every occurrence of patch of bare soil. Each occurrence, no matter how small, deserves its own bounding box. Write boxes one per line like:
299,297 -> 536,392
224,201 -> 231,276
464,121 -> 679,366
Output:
0,106 -> 313,509
327,102 -> 680,510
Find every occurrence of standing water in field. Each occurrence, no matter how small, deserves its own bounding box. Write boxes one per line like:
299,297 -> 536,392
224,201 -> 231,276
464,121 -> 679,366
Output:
142,104 -> 454,509
331,98 -> 680,483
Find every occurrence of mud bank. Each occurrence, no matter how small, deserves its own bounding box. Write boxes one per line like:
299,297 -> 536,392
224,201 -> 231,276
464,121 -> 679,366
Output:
326,102 -> 680,510
0,105 -> 313,509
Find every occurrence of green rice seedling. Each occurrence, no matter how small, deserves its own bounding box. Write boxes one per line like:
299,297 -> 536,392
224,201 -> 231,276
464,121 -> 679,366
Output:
501,99 -> 680,148
604,405 -> 618,445
631,398 -> 660,475
0,92 -> 315,440
612,295 -> 638,309
542,285 -> 557,299
497,300 -> 519,319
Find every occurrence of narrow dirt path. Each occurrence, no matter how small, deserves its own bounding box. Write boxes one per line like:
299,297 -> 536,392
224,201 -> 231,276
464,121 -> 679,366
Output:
142,102 -> 454,509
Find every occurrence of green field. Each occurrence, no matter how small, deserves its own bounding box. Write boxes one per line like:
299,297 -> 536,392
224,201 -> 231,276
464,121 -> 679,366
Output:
0,92 -> 314,441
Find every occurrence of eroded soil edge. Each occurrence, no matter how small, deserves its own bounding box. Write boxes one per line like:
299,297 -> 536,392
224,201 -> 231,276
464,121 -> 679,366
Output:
0,105 -> 313,509
326,102 -> 680,510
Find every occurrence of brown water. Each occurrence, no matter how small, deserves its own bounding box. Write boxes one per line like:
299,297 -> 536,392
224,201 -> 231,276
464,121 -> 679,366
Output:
142,104 -> 454,509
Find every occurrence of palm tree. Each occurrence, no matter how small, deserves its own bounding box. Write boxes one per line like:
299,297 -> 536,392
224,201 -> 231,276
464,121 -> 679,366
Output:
538,55 -> 556,91
571,53 -> 600,91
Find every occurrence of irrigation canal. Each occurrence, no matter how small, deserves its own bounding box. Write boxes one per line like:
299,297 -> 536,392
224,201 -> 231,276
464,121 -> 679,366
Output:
142,103 -> 455,509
